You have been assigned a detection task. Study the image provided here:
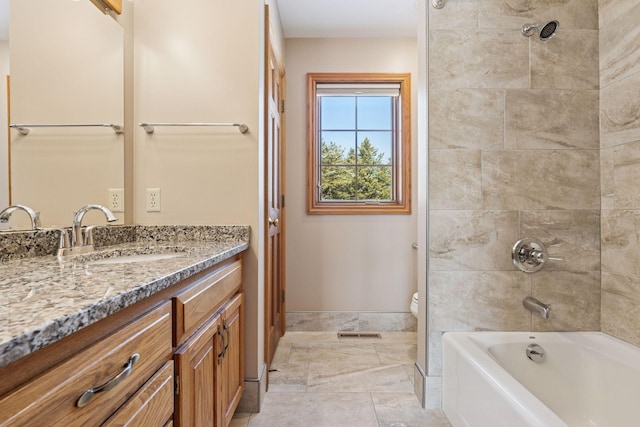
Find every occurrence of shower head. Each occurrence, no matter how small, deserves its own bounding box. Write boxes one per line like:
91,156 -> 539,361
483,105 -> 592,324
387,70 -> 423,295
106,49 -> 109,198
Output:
521,20 -> 559,41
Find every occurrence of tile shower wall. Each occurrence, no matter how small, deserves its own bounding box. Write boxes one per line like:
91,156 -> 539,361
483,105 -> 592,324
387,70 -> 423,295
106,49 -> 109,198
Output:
600,0 -> 640,346
427,0 -> 600,382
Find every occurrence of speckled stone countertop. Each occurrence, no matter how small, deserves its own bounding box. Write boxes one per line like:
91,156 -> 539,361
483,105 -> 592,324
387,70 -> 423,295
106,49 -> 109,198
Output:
0,225 -> 249,367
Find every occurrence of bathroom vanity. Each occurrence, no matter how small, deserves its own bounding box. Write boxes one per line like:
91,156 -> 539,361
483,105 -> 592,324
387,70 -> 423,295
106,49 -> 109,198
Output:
0,225 -> 249,427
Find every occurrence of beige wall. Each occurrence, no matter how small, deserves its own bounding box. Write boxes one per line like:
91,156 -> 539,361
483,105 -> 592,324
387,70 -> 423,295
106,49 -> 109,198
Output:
133,0 -> 265,380
284,38 -> 418,313
427,0 -> 600,389
9,0 -> 124,227
599,0 -> 640,346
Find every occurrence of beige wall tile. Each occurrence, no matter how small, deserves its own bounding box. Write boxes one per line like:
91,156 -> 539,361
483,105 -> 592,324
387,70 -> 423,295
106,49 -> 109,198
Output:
531,30 -> 599,90
599,0 -> 640,351
520,210 -> 600,271
600,2 -> 640,87
429,150 -> 482,209
429,89 -> 504,149
505,89 -> 599,149
601,148 -> 615,209
429,0 -> 478,30
479,0 -> 598,30
613,141 -> 640,209
428,331 -> 444,376
482,150 -> 600,210
599,0 -> 627,27
429,30 -> 529,89
531,271 -> 600,331
429,271 -> 531,331
601,71 -> 640,148
601,272 -> 640,347
429,210 -> 519,271
601,209 -> 640,278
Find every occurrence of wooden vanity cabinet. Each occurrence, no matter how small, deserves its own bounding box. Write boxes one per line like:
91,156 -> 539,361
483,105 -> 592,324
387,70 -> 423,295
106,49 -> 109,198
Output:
173,258 -> 244,427
0,302 -> 173,427
0,254 -> 245,427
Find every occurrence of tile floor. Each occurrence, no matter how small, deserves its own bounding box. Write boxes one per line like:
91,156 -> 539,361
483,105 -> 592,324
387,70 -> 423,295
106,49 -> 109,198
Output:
231,332 -> 452,427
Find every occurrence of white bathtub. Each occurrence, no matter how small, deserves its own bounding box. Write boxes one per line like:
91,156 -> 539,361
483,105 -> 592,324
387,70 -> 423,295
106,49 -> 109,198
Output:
442,332 -> 640,427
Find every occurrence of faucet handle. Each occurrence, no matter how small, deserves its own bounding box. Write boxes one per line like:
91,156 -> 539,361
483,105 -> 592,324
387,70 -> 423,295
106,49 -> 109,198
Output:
512,238 -> 551,273
84,226 -> 97,246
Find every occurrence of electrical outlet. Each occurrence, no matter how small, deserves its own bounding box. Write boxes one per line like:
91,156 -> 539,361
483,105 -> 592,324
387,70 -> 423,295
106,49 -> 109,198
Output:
146,188 -> 161,212
108,188 -> 124,212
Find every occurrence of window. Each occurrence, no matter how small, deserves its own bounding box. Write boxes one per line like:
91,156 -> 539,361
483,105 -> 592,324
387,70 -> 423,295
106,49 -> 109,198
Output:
307,73 -> 411,214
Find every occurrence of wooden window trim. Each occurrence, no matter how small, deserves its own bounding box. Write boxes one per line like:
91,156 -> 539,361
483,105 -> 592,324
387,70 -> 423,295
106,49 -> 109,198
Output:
306,73 -> 411,215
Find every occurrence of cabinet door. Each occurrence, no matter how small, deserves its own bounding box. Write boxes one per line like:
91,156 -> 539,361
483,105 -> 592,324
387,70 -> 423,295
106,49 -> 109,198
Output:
174,314 -> 222,427
219,293 -> 244,427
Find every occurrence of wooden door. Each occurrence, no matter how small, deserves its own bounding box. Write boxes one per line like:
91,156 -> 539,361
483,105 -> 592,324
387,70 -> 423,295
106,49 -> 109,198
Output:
174,314 -> 221,427
265,5 -> 286,369
219,293 -> 244,427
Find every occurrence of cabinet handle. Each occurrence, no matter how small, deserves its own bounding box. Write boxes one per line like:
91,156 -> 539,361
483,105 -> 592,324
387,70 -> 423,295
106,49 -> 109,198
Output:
268,217 -> 279,227
217,324 -> 226,365
76,353 -> 140,408
223,322 -> 231,355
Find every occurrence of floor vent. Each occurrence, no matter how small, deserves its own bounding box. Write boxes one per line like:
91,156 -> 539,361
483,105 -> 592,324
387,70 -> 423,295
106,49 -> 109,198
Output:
337,332 -> 382,339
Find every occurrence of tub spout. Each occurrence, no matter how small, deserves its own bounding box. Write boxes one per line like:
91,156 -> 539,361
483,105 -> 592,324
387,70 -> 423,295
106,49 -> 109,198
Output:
523,296 -> 551,319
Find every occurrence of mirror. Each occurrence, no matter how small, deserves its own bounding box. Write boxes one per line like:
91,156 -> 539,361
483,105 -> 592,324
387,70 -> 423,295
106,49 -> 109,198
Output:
6,0 -> 124,228
0,0 -> 8,215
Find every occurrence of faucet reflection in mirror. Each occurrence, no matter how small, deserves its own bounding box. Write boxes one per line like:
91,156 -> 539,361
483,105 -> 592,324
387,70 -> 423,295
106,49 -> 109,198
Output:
0,204 -> 41,230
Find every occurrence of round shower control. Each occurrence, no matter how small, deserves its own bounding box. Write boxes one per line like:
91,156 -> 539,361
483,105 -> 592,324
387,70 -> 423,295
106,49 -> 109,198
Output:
512,238 -> 548,273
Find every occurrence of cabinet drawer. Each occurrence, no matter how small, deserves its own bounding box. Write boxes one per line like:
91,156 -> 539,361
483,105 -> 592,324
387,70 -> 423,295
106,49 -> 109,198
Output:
0,303 -> 172,427
103,361 -> 174,427
174,259 -> 242,346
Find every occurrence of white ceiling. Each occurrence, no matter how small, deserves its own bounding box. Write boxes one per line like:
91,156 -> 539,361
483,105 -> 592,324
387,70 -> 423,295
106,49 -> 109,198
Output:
276,0 -> 418,38
0,0 -> 419,42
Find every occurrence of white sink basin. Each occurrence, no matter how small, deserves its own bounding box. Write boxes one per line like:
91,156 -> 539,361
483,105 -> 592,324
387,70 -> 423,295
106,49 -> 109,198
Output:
89,253 -> 182,265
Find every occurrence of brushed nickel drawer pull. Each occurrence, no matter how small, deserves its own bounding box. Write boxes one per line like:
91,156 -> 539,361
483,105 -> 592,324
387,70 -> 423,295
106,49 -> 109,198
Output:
76,353 -> 140,408
217,325 -> 226,365
223,322 -> 230,355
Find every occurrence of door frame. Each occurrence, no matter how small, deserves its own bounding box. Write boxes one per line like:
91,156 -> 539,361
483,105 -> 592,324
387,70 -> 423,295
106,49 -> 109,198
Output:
264,3 -> 286,372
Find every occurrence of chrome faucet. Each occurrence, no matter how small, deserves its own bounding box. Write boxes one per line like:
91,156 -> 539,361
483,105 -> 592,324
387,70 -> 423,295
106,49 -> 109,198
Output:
523,296 -> 551,319
0,204 -> 41,230
70,205 -> 117,253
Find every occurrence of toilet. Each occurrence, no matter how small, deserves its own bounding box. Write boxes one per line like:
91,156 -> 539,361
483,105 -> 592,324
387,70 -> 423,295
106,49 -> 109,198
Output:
410,292 -> 419,318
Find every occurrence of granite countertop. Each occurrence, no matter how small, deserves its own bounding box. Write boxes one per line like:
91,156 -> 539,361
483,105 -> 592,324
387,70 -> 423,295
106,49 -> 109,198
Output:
0,226 -> 249,367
